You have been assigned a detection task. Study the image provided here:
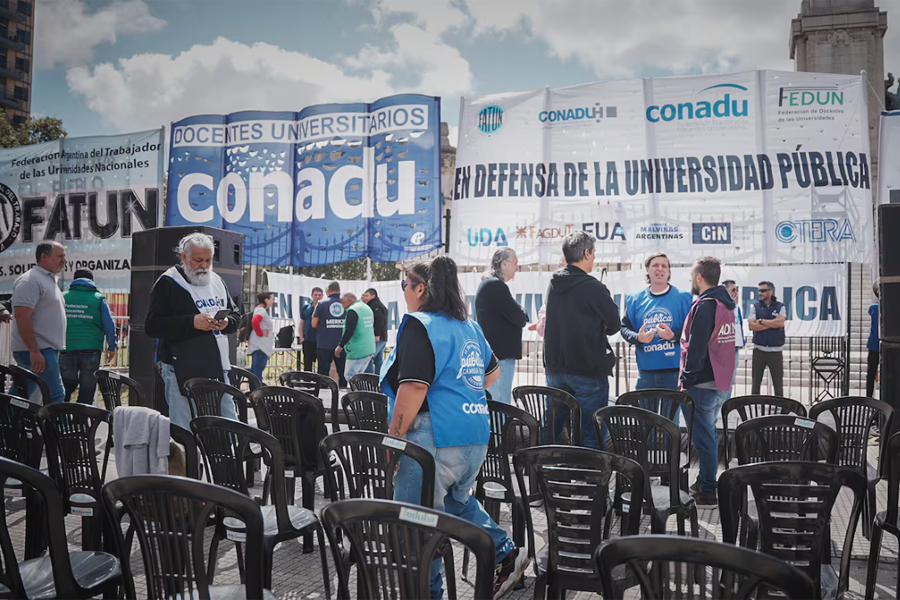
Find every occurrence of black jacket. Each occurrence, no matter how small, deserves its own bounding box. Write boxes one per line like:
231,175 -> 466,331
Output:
145,267 -> 240,389
368,297 -> 388,340
680,285 -> 736,389
543,265 -> 621,377
475,276 -> 529,360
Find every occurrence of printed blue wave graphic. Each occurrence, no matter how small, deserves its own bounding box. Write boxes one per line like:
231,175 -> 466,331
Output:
165,94 -> 442,266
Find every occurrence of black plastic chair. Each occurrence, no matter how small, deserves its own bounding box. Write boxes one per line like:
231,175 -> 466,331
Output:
322,499 -> 495,600
341,391 -> 389,433
594,405 -> 699,536
95,370 -> 145,482
37,402 -> 111,552
0,364 -> 51,406
809,396 -> 894,539
722,395 -> 807,468
514,446 -> 645,600
191,416 -> 330,593
183,378 -> 243,419
513,385 -> 582,446
102,474 -> 276,600
226,368 -> 265,486
719,461 -> 867,600
0,457 -> 121,599
279,370 -> 343,433
866,431 -> 900,600
596,535 -> 816,600
348,373 -> 380,393
229,365 -> 262,393
734,414 -> 839,465
615,388 -> 694,488
249,385 -> 329,553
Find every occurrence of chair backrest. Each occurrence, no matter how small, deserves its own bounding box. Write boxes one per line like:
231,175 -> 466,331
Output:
95,369 -> 145,412
37,403 -> 108,505
182,378 -> 243,420
477,400 -> 539,503
615,388 -> 695,432
0,457 -> 104,599
718,461 -> 867,599
170,423 -> 201,480
734,414 -> 838,465
102,474 -> 266,600
249,386 -> 327,472
513,385 -> 582,446
721,395 -> 807,463
514,446 -> 644,582
595,535 -> 816,600
278,370 -> 341,433
0,394 -> 42,468
228,366 -> 262,393
322,499 -> 495,600
320,430 -> 436,505
0,364 -> 51,406
808,396 -> 894,473
341,391 -> 389,433
348,373 -> 381,392
593,405 -> 682,508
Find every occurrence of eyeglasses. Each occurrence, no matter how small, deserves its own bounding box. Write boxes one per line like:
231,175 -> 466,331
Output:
401,279 -> 423,291
758,288 -> 771,293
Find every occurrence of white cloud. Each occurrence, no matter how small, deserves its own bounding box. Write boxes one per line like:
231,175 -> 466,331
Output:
371,0 -> 466,35
35,0 -> 165,69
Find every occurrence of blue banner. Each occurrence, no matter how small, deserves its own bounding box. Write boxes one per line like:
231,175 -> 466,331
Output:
166,94 -> 442,266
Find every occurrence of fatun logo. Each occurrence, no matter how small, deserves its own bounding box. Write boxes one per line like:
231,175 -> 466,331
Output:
776,219 -> 855,243
692,223 -> 732,245
478,105 -> 504,135
647,83 -> 749,123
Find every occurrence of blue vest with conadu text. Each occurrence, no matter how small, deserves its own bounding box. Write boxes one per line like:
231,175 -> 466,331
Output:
381,312 -> 491,448
752,300 -> 786,348
625,286 -> 692,371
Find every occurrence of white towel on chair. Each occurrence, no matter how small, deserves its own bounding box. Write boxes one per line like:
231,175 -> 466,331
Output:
113,406 -> 170,477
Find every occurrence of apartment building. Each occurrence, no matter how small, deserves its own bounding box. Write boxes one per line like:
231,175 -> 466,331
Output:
0,0 -> 32,126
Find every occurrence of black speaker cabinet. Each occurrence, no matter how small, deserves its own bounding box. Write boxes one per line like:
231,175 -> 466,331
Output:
881,342 -> 900,434
129,226 -> 244,409
879,205 -> 900,342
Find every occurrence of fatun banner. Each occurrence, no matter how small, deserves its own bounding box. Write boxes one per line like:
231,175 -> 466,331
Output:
266,263 -> 846,343
166,95 -> 442,267
451,71 -> 873,267
0,129 -> 164,294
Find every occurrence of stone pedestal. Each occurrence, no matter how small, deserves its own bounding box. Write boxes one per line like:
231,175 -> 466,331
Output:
790,0 -> 887,198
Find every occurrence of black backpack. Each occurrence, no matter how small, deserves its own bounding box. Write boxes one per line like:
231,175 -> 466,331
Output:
275,325 -> 295,348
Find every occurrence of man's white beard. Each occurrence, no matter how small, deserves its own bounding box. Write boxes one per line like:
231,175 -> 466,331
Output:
183,264 -> 213,287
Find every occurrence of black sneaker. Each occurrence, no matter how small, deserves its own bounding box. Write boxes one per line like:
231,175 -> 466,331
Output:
691,489 -> 717,508
494,547 -> 530,599
689,480 -> 701,494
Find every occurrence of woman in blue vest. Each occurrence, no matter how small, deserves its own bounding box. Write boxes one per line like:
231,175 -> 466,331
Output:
381,255 -> 531,600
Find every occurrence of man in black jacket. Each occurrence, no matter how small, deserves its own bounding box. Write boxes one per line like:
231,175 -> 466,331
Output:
475,248 -> 528,404
544,231 -> 620,449
362,288 -> 388,375
145,232 -> 240,429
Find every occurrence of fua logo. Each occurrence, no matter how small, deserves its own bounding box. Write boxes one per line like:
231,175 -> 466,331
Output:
410,231 -> 425,245
329,303 -> 344,317
457,339 -> 485,391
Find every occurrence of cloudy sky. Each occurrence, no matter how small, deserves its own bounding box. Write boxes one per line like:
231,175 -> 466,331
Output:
34,0 -> 900,141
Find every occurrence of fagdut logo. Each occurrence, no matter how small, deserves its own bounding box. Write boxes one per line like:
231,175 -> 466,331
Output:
457,339 -> 486,391
329,303 -> 345,317
477,105 -> 504,135
776,219 -> 855,243
0,183 -> 21,254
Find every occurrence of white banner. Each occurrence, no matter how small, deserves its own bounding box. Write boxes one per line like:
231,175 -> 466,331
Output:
265,262 -> 847,343
451,71 -> 873,267
879,110 -> 900,205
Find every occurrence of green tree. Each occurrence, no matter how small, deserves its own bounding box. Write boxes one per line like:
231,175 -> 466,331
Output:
0,112 -> 66,148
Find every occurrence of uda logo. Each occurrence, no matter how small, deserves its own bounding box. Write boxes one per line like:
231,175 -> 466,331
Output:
478,105 -> 504,135
329,303 -> 345,317
457,339 -> 486,391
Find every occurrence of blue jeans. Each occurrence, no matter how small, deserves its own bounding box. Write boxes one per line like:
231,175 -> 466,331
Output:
13,349 -> 65,404
394,412 -> 514,600
344,354 -> 373,379
487,358 -> 516,404
249,350 -> 269,383
59,350 -> 102,404
725,348 -> 740,400
686,386 -> 727,493
159,363 -> 237,430
368,340 -> 387,375
545,373 -> 609,449
635,369 -> 680,391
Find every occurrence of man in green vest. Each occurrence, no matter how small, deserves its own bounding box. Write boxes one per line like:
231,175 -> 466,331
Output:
60,269 -> 118,404
335,292 -> 376,381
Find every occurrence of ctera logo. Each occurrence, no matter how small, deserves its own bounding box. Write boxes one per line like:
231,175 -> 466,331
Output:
647,83 -> 749,123
776,219 -> 855,243
478,105 -> 504,135
539,103 -> 618,124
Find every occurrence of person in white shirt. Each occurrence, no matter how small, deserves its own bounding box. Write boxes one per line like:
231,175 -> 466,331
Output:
247,292 -> 275,382
723,280 -> 745,400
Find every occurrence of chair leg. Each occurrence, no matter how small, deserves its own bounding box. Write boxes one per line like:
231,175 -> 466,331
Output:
234,541 -> 246,584
302,474 -> 315,553
262,471 -> 271,505
443,543 -> 458,600
864,481 -> 877,540
533,571 -> 546,600
512,499 -> 525,547
677,511 -> 686,536
461,548 -> 470,583
865,524 -> 884,600
101,438 -> 112,483
689,506 -> 700,539
207,522 -> 224,584
316,527 -> 332,600
261,545 -> 273,590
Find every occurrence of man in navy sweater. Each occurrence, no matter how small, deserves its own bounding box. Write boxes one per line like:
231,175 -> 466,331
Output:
621,252 -> 692,391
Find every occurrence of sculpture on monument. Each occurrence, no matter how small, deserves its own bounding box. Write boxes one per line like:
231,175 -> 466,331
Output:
887,73 -> 900,111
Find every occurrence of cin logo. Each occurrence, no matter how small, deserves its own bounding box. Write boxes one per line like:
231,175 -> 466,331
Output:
478,105 -> 504,135
692,223 -> 732,245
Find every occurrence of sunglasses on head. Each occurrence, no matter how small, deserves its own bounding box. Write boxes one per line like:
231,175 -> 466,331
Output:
401,279 -> 423,291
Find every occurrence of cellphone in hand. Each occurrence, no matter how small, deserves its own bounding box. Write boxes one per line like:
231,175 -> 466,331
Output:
213,309 -> 231,321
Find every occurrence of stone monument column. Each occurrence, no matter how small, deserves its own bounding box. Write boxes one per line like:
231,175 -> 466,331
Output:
790,0 -> 888,198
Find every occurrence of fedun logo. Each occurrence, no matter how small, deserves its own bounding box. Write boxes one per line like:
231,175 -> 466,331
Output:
647,83 -> 749,123
478,105 -> 504,135
778,86 -> 844,107
776,219 -> 855,243
457,338 -> 485,391
0,183 -> 21,254
692,223 -> 732,245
